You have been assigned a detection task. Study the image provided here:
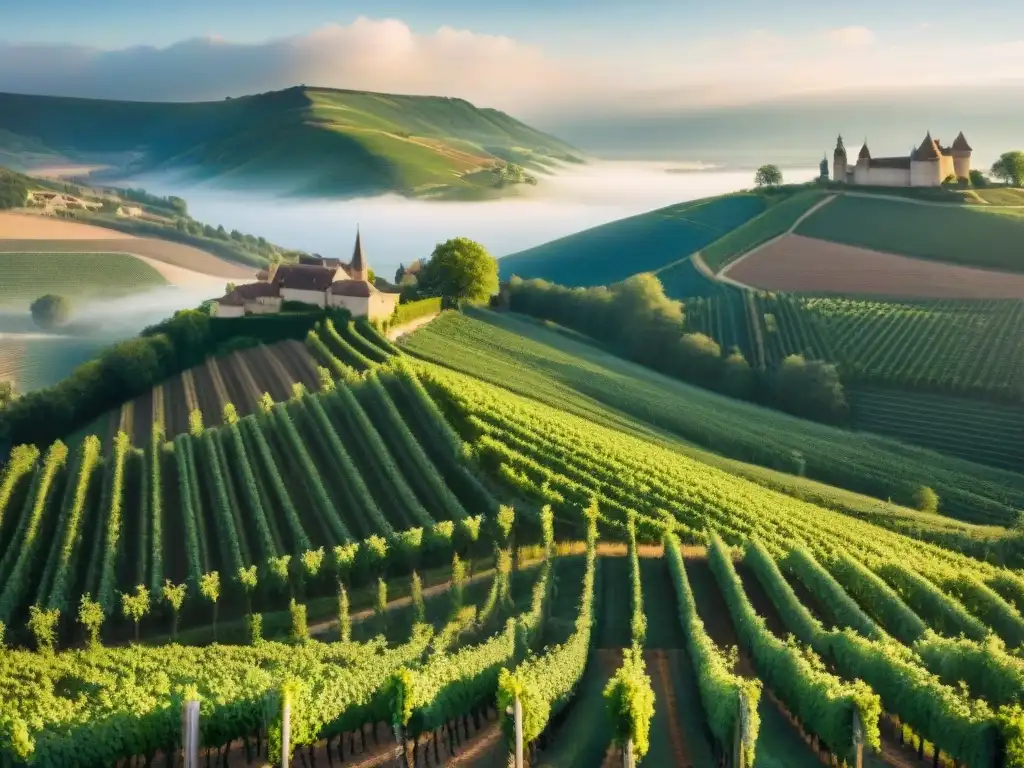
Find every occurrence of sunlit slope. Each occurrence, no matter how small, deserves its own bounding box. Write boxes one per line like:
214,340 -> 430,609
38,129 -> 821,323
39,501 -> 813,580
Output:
499,193 -> 766,287
403,309 -> 1024,526
795,194 -> 1024,273
0,87 -> 582,198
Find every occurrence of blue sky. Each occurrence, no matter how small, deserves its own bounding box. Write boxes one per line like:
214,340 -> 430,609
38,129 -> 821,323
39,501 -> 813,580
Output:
1,0 -> 1022,123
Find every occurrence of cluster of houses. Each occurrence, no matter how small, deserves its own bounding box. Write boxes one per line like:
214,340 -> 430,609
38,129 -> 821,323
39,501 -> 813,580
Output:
211,230 -> 401,322
26,190 -> 143,217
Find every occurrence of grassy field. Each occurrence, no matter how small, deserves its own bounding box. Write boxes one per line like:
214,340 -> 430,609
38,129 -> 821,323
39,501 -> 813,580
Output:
796,194 -> 1024,272
0,252 -> 167,307
499,193 -> 766,287
0,87 -> 581,200
403,309 -> 1024,526
690,189 -> 828,273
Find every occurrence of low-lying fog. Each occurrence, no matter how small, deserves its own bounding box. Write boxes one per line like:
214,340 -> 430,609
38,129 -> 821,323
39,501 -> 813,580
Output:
5,161 -> 818,389
130,161 -> 819,281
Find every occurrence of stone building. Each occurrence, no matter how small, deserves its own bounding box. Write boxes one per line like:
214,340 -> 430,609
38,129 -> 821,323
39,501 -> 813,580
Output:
832,131 -> 972,187
211,230 -> 400,320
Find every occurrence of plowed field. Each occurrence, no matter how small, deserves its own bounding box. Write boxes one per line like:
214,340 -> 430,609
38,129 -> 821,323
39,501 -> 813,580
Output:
725,234 -> 1024,299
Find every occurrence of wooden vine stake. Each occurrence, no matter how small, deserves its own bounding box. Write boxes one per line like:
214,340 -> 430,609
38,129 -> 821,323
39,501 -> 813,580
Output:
623,738 -> 635,768
181,698 -> 200,768
733,689 -> 752,768
506,696 -> 524,768
852,709 -> 864,768
281,699 -> 291,768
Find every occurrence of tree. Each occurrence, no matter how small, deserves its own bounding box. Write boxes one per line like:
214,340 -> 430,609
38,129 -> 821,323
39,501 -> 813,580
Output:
225,282 -> 237,294
30,294 -> 72,330
819,156 -> 830,180
161,580 -> 186,641
969,169 -> 988,188
121,584 -> 151,642
200,571 -> 221,641
991,152 -> 1024,186
773,355 -> 848,425
913,485 -> 940,514
367,268 -> 376,284
27,605 -> 59,653
78,594 -> 104,649
755,165 -> 783,188
419,237 -> 499,306
0,381 -> 14,410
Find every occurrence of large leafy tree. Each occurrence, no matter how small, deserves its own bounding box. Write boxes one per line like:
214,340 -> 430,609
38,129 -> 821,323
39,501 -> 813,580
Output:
755,164 -> 783,188
420,237 -> 499,306
30,294 -> 71,330
991,151 -> 1024,186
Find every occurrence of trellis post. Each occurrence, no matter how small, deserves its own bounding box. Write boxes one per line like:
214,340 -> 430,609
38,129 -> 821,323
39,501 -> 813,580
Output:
505,697 -> 524,768
281,699 -> 291,768
853,710 -> 864,768
623,738 -> 635,768
181,698 -> 200,768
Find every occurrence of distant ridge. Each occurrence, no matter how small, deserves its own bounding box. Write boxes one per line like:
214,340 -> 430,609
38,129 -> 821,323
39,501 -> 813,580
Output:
0,86 -> 583,199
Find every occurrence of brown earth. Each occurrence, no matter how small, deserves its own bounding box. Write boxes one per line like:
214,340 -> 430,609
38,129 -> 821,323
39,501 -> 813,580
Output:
0,212 -> 135,239
725,233 -> 1024,299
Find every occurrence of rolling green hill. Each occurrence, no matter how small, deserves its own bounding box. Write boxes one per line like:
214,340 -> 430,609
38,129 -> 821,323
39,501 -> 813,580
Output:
499,193 -> 767,287
795,194 -> 1024,273
0,87 -> 582,199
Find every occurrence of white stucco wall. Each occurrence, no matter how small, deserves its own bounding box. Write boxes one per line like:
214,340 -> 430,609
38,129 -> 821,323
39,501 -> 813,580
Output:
280,287 -> 327,308
329,294 -> 370,316
953,154 -> 971,179
369,293 -> 401,322
212,303 -> 245,318
853,166 -> 912,186
244,297 -> 282,315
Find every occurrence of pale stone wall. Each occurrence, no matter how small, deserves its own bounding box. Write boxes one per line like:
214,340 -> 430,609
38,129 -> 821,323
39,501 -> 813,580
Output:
368,292 -> 401,322
853,165 -> 912,186
833,158 -> 847,183
280,287 -> 327,307
938,156 -> 956,182
328,294 -> 370,316
244,297 -> 282,315
212,303 -> 245,318
953,153 -> 971,179
910,160 -> 943,187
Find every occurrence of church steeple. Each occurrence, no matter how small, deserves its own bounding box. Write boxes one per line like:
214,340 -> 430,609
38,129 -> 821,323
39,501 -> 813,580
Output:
834,134 -> 847,158
349,226 -> 368,282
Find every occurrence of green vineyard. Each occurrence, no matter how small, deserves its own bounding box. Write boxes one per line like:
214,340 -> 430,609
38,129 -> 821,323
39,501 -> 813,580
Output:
0,252 -> 167,308
4,310 -> 1024,767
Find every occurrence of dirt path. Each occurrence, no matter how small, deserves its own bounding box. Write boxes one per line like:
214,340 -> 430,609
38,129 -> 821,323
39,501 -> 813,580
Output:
389,313 -> 439,341
719,194 -> 837,288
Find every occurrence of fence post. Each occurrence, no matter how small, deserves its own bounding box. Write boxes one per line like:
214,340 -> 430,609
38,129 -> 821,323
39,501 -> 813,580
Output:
623,738 -> 635,768
853,710 -> 864,768
513,696 -> 524,768
181,698 -> 200,768
281,699 -> 291,768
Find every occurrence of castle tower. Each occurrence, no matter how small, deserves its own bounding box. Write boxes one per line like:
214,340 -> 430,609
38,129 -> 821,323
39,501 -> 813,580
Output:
855,140 -> 871,184
952,131 -> 973,180
349,227 -> 368,282
911,131 -> 942,187
832,135 -> 848,183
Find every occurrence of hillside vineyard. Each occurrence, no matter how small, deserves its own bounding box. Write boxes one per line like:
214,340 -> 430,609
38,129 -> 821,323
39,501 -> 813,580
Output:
4,313 -> 1024,767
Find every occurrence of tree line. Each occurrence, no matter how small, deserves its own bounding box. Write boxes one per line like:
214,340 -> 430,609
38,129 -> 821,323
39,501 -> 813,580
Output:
500,275 -> 849,428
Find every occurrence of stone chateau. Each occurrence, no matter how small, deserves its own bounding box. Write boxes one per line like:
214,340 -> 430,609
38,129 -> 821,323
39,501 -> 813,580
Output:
832,131 -> 972,187
212,230 -> 400,321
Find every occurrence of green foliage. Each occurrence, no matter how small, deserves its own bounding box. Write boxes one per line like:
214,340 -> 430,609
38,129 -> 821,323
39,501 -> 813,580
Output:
29,294 -> 71,330
991,151 -> 1024,186
289,599 -> 309,644
248,613 -> 264,644
0,252 -> 166,308
0,167 -> 30,209
411,571 -> 425,624
161,580 -> 186,639
27,605 -> 59,653
773,354 -> 848,426
970,169 -> 988,188
419,237 -> 499,305
603,646 -> 655,758
77,594 -> 104,649
754,164 -> 783,188
913,485 -> 939,514
222,402 -> 238,424
338,584 -> 351,642
188,409 -> 204,437
120,585 -> 151,640
390,297 -> 442,328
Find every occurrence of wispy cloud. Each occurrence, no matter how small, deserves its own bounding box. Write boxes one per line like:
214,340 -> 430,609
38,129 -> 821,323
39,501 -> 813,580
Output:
0,18 -> 1021,119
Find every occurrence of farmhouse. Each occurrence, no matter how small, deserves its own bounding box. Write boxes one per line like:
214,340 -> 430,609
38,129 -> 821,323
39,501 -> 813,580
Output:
27,191 -> 102,212
832,131 -> 972,187
211,230 -> 401,321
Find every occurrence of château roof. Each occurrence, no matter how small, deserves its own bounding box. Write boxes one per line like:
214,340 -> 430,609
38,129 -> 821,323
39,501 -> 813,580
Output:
272,264 -> 336,292
869,157 -> 911,170
914,132 -> 941,160
215,282 -> 280,305
952,131 -> 972,152
858,142 -> 871,160
329,279 -> 374,298
834,135 -> 847,157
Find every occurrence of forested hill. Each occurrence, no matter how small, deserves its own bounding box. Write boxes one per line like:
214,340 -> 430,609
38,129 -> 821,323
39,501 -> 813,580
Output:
0,86 -> 583,199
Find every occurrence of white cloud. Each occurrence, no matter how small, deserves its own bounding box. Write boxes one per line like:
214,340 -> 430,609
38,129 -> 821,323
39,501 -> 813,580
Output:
0,18 -> 1021,120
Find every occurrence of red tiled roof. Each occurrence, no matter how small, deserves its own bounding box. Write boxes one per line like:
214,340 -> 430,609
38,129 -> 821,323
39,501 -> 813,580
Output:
330,279 -> 373,297
952,131 -> 972,152
914,133 -> 941,160
234,282 -> 280,299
